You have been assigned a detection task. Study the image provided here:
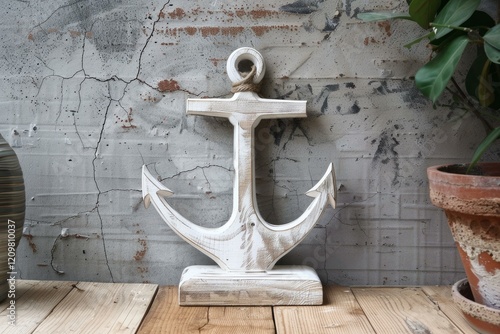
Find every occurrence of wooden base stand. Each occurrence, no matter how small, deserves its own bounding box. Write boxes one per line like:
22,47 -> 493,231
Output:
178,265 -> 323,306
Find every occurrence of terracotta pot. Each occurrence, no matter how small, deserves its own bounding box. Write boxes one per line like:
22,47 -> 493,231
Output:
0,133 -> 25,301
427,163 -> 500,310
452,278 -> 500,334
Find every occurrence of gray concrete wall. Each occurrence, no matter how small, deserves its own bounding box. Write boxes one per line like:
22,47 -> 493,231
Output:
2,0 -> 496,285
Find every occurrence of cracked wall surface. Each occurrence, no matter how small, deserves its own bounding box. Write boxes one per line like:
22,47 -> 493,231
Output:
2,0 -> 498,285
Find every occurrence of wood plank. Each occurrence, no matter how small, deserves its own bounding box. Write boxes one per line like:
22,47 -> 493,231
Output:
274,285 -> 375,334
32,282 -> 157,334
0,280 -> 52,311
0,280 -> 76,334
352,287 -> 464,334
139,286 -> 275,333
421,286 -> 476,334
202,306 -> 275,334
137,286 -> 208,333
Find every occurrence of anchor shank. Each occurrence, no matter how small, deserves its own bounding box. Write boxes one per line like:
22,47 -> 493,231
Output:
187,92 -> 307,216
231,114 -> 258,214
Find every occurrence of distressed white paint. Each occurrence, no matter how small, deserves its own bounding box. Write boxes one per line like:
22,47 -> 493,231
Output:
179,265 -> 322,305
142,161 -> 335,272
226,47 -> 266,84
142,48 -> 335,304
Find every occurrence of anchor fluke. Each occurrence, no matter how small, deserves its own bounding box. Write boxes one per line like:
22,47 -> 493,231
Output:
142,165 -> 173,209
305,163 -> 336,209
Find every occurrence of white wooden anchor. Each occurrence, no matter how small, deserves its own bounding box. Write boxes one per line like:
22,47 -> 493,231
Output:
142,47 -> 336,305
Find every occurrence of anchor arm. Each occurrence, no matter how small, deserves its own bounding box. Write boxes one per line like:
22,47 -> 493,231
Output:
260,163 -> 336,269
142,165 -> 223,237
264,163 -> 336,232
142,165 -> 246,270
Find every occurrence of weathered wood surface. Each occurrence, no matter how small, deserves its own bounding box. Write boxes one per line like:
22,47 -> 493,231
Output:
0,280 -> 157,334
138,286 -> 276,333
1,281 -> 477,333
0,280 -> 75,334
143,285 -> 474,334
137,286 -> 209,333
421,285 -> 478,334
179,265 -> 323,306
351,287 -> 464,333
32,282 -> 157,334
274,285 -> 375,333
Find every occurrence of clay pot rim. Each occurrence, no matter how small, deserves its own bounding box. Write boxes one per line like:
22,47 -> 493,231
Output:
428,162 -> 500,189
452,278 -> 500,328
428,162 -> 500,176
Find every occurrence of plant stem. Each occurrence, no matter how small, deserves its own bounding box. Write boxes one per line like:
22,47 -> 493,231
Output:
429,22 -> 473,33
450,77 -> 494,134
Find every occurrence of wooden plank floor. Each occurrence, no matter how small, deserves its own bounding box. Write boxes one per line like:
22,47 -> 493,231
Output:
0,281 -> 476,333
0,280 -> 158,334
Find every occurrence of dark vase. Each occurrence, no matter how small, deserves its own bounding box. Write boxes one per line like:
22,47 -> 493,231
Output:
0,133 -> 25,301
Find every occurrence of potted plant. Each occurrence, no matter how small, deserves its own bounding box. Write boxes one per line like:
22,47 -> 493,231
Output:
359,0 -> 499,332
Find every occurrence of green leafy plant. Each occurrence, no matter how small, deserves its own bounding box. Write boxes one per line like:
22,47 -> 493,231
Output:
359,0 -> 500,172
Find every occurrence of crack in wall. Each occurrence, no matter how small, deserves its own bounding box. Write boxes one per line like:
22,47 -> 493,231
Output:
29,2 -> 188,280
136,1 -> 171,79
92,91 -> 114,281
160,164 -> 232,182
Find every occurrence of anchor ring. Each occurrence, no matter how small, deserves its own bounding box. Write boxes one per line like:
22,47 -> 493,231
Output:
227,47 -> 266,85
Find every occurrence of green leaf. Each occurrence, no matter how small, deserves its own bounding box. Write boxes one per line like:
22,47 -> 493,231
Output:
430,11 -> 495,50
415,35 -> 469,103
484,25 -> 500,48
484,25 -> 500,64
485,43 -> 500,64
409,0 -> 441,29
357,12 -> 411,22
433,0 -> 480,39
468,127 -> 500,172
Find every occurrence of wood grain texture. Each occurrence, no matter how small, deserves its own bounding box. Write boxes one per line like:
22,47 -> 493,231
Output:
0,281 -> 480,333
274,285 -> 376,334
138,286 -> 208,334
203,306 -> 275,334
32,282 -> 157,334
179,265 -> 322,306
0,280 -> 75,334
421,285 -> 477,334
352,287 -> 463,334
138,285 -> 276,334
